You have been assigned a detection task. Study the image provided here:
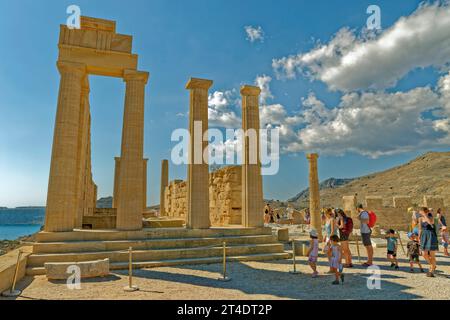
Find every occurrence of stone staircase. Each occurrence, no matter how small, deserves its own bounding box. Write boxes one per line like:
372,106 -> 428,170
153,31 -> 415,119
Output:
26,227 -> 290,276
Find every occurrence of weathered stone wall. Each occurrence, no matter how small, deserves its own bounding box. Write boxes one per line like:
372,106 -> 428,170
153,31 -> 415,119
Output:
343,195 -> 448,232
209,166 -> 242,225
165,180 -> 187,221
164,166 -> 242,226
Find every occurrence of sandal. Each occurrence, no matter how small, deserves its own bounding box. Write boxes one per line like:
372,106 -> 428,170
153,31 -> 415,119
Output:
362,262 -> 372,267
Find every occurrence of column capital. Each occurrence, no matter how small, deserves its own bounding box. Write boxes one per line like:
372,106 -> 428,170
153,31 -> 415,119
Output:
240,85 -> 261,96
57,61 -> 86,76
185,78 -> 213,90
123,69 -> 150,84
306,153 -> 319,161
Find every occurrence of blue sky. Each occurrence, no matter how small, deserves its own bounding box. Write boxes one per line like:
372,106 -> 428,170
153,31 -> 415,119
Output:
1,0 -> 449,207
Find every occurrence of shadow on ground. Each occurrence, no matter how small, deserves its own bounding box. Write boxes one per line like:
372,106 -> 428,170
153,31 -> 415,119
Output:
126,260 -> 421,300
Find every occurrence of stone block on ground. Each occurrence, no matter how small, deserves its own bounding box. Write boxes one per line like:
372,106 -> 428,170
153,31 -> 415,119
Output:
277,228 -> 289,242
45,258 -> 110,280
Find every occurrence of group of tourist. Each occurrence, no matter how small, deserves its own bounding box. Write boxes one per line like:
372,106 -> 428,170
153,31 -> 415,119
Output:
263,204 -> 294,225
302,204 -> 449,284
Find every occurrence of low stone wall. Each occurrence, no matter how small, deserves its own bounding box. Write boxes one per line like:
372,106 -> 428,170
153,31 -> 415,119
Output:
164,166 -> 242,226
343,195 -> 448,232
0,246 -> 32,293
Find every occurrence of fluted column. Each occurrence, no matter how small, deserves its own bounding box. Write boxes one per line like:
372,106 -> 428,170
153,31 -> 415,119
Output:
160,159 -> 169,216
112,157 -> 121,209
143,158 -> 148,210
307,153 -> 322,239
45,61 -> 86,232
74,77 -> 91,228
241,85 -> 264,228
186,78 -> 213,229
116,69 -> 149,230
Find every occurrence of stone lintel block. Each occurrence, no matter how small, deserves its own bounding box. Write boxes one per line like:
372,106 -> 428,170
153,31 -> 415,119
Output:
45,258 -> 110,280
240,85 -> 261,96
80,16 -> 117,32
58,45 -> 138,77
185,77 -> 213,90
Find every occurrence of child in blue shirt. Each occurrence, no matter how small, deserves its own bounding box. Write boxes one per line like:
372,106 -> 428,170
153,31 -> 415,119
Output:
386,229 -> 399,270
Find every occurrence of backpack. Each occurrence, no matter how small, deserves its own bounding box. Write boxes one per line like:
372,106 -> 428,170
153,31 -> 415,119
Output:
342,217 -> 354,235
368,211 -> 377,228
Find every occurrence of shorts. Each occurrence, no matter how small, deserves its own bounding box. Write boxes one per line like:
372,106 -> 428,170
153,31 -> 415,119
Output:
340,232 -> 349,241
387,250 -> 397,257
409,254 -> 420,262
361,232 -> 372,246
308,255 -> 318,263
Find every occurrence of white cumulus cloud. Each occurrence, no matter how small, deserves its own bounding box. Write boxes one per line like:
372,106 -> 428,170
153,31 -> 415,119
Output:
273,2 -> 450,91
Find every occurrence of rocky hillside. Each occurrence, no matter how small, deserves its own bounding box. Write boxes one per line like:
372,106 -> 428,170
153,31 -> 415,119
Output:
96,197 -> 113,208
288,152 -> 450,209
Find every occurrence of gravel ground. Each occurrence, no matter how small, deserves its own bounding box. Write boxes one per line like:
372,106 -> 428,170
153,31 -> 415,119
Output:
3,233 -> 450,300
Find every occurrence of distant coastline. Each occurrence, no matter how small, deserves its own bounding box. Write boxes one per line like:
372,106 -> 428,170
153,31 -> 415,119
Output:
0,206 -> 45,210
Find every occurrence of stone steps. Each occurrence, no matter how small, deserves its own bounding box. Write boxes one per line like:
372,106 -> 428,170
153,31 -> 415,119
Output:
26,252 -> 291,276
26,227 -> 289,276
35,227 -> 272,242
32,234 -> 277,254
27,243 -> 284,267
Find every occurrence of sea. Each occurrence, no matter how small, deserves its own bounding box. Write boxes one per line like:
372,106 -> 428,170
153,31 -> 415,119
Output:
0,208 -> 45,240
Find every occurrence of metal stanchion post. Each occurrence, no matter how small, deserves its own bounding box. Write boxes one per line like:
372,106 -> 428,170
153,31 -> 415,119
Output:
218,242 -> 231,282
2,250 -> 23,297
123,247 -> 139,292
289,240 -> 301,274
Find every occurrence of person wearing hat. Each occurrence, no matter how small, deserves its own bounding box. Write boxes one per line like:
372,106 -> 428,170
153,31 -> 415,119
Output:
306,229 -> 320,278
406,231 -> 424,273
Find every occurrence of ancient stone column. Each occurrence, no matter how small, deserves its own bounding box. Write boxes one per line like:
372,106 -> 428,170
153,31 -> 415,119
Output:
307,153 -> 322,239
116,69 -> 149,230
112,157 -> 121,209
74,77 -> 91,229
45,61 -> 86,232
143,158 -> 148,210
160,159 -> 169,216
241,85 -> 264,228
186,78 -> 213,229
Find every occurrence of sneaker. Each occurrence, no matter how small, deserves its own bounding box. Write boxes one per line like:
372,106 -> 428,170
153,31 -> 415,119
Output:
395,265 -> 399,270
420,268 -> 425,273
332,280 -> 340,285
340,273 -> 345,284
